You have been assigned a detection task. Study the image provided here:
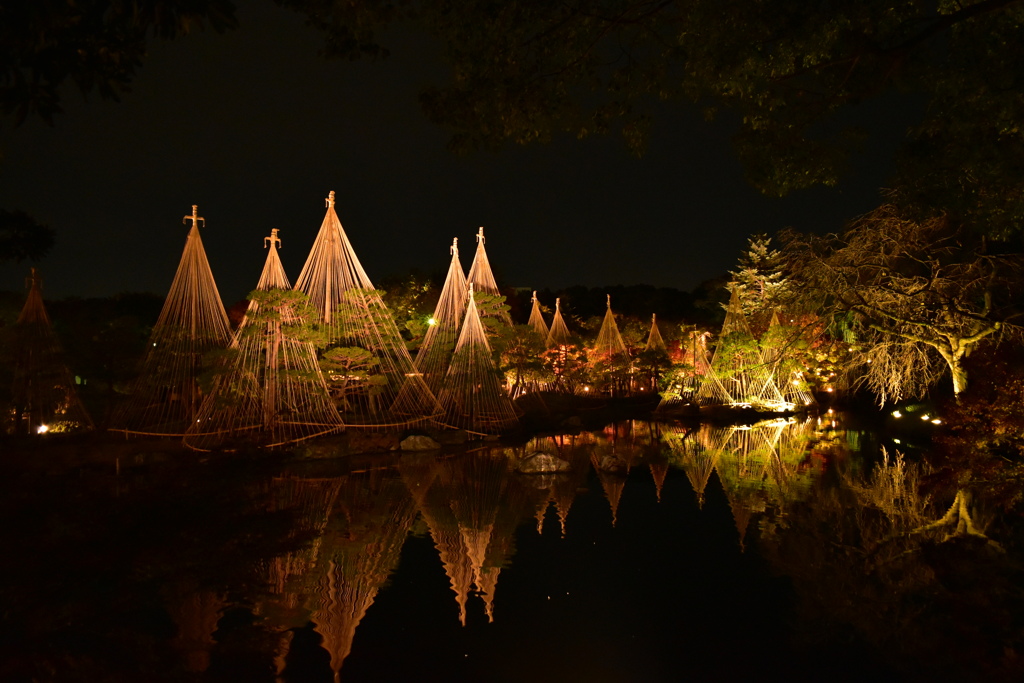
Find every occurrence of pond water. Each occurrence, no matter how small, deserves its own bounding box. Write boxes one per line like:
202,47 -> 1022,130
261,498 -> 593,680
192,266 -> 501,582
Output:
2,416 -> 1021,682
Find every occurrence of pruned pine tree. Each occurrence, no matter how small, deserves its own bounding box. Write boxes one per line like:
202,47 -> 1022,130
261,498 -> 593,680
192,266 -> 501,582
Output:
436,286 -> 518,434
415,238 -> 468,396
184,230 -> 343,450
728,233 -> 792,330
294,191 -> 438,425
113,205 -> 232,436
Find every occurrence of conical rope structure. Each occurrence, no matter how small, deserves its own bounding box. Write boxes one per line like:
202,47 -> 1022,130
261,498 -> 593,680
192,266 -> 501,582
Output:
184,229 -> 344,450
293,191 -> 438,427
657,327 -> 713,412
414,238 -> 468,397
645,313 -> 667,352
7,268 -> 92,434
527,291 -> 548,339
696,287 -> 784,407
546,297 -> 572,348
113,206 -> 232,436
763,310 -> 816,409
593,294 -> 627,357
436,284 -> 519,434
466,226 -> 512,326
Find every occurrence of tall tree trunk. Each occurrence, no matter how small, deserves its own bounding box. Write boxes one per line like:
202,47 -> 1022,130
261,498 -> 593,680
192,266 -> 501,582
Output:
950,358 -> 968,398
937,346 -> 968,399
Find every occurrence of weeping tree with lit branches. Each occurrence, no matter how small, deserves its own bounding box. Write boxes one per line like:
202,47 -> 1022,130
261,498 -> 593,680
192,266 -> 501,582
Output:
780,206 -> 1024,403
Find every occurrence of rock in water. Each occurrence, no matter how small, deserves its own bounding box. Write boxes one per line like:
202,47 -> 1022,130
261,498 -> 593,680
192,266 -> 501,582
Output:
517,452 -> 572,474
400,435 -> 441,451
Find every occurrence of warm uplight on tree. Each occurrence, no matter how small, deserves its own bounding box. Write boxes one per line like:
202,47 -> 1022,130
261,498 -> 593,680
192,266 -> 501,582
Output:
36,424 -> 48,434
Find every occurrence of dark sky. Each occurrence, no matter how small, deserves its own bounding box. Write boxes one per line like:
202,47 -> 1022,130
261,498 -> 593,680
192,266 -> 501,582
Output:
0,3 -> 901,306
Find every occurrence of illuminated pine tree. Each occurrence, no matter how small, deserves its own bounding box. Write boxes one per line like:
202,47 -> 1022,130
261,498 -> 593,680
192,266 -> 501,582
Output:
294,191 -> 438,426
184,229 -> 343,450
113,205 -> 232,436
728,234 -> 792,326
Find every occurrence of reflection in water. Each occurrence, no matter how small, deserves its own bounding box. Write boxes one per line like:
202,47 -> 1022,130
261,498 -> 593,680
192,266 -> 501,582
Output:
662,418 -> 825,549
258,418 -> 836,682
165,583 -> 225,674
7,417 -> 1022,681
259,470 -> 417,680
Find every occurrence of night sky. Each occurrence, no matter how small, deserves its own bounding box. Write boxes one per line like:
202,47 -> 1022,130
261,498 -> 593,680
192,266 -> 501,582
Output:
0,3 -> 902,307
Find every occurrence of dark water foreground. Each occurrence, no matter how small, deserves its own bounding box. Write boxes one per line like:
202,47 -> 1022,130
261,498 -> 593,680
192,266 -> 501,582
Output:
2,417 -> 1023,683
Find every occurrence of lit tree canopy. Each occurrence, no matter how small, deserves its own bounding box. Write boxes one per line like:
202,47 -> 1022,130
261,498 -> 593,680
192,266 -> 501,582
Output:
782,206 -> 1024,402
728,234 -> 792,322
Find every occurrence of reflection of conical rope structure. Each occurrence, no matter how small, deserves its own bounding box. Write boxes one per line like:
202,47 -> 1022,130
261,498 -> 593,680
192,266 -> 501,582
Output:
554,434 -> 594,536
448,455 -> 507,620
466,227 -> 512,326
403,451 -> 541,624
649,460 -> 669,502
523,433 -> 589,537
414,238 -> 467,397
696,288 -> 784,407
294,191 -> 438,426
165,583 -> 225,674
436,285 -> 519,434
591,442 -> 628,527
527,291 -> 548,338
707,420 -> 798,551
546,297 -> 571,348
593,294 -> 627,357
449,452 -> 541,623
311,469 -> 417,681
596,467 -> 626,527
8,268 -> 92,434
664,426 -> 719,508
645,313 -> 667,352
264,475 -> 345,596
113,206 -> 232,436
401,454 -> 474,625
184,229 -> 344,450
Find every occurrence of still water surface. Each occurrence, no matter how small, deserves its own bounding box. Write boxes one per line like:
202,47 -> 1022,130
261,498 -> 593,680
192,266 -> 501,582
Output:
2,417 -> 1018,682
